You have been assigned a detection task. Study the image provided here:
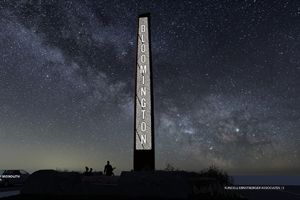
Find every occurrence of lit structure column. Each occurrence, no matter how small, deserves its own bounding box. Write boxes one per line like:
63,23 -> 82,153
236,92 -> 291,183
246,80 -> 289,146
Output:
134,13 -> 155,171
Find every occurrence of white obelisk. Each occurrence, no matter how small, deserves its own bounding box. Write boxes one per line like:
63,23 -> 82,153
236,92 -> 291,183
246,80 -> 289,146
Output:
134,13 -> 155,171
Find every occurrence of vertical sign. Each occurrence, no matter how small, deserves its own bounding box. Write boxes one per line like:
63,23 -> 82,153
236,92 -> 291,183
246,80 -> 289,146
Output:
135,16 -> 152,150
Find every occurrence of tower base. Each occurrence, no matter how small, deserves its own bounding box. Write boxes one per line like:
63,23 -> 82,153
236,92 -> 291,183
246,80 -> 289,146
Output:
134,150 -> 155,171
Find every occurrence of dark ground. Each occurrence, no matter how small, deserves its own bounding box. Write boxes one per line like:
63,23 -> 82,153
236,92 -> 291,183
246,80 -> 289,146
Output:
1,170 -> 300,200
1,186 -> 300,200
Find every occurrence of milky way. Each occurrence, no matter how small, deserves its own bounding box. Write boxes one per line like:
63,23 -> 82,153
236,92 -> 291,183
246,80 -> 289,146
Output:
0,0 -> 299,175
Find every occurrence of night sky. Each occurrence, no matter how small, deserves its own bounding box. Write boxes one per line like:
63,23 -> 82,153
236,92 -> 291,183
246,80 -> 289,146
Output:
0,0 -> 299,175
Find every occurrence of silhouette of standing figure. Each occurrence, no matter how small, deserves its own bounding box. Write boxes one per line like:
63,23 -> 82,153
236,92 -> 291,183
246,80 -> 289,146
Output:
84,166 -> 89,176
104,161 -> 115,176
89,168 -> 93,175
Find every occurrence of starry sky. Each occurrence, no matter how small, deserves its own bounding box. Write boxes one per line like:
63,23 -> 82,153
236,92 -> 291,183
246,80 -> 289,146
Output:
0,0 -> 299,175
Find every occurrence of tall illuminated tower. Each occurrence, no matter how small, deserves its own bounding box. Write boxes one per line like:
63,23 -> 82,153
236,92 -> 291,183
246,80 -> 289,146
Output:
134,13 -> 155,171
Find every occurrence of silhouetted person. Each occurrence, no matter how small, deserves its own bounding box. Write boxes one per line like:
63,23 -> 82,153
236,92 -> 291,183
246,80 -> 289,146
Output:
84,166 -> 89,176
89,168 -> 93,175
104,161 -> 115,176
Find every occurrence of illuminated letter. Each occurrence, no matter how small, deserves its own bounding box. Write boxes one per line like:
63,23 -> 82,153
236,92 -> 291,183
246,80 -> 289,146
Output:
141,134 -> 147,144
141,55 -> 146,63
141,87 -> 146,96
141,122 -> 147,132
140,65 -> 147,74
141,98 -> 146,108
141,34 -> 145,43
141,44 -> 146,52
